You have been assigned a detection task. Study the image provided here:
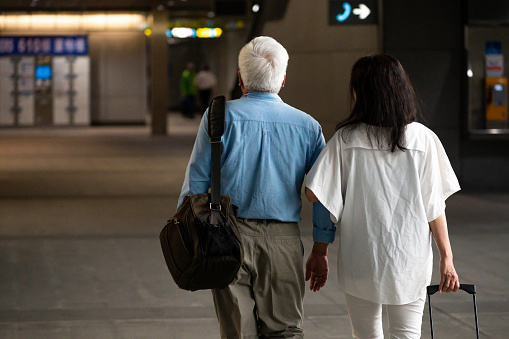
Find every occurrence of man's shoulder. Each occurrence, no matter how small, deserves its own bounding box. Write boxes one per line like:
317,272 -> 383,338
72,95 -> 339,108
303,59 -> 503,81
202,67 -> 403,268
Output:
284,105 -> 322,131
226,98 -> 321,132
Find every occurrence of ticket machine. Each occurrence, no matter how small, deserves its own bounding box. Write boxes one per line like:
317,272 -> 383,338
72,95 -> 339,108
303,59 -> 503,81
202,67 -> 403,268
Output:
34,56 -> 53,125
0,36 -> 89,127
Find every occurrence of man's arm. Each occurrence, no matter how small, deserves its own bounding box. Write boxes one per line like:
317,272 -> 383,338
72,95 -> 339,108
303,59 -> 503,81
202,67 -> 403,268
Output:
306,196 -> 335,292
177,111 -> 212,209
307,127 -> 337,244
305,127 -> 337,291
306,241 -> 329,292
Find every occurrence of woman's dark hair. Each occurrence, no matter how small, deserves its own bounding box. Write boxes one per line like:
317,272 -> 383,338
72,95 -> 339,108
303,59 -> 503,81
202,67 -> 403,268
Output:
336,54 -> 420,152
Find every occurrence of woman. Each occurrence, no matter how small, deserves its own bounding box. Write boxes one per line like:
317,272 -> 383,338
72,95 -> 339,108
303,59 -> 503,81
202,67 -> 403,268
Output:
304,55 -> 461,338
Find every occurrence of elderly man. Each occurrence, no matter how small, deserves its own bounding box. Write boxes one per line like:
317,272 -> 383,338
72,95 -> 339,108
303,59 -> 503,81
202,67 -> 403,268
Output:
178,36 -> 335,339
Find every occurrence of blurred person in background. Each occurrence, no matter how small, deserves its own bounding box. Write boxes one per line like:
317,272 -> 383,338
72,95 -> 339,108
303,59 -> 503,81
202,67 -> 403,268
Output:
180,62 -> 197,118
194,64 -> 218,112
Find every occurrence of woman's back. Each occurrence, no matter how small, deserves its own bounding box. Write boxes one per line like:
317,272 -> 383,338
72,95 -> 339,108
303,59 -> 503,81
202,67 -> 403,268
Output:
307,122 -> 459,304
304,54 -> 461,338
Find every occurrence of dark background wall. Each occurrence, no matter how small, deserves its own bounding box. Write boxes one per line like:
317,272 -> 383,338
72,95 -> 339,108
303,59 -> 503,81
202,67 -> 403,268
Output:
383,0 -> 464,171
384,0 -> 509,190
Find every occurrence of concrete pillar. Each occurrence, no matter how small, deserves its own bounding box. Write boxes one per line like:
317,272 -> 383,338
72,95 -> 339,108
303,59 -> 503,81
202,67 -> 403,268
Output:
150,9 -> 169,135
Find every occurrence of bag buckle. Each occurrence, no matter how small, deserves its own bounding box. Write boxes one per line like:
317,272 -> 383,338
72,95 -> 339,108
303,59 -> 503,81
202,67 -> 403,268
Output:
210,203 -> 221,211
209,136 -> 222,143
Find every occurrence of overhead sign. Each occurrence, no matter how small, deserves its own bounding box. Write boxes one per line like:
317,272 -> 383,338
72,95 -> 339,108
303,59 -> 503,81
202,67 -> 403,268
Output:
0,36 -> 88,56
329,1 -> 378,25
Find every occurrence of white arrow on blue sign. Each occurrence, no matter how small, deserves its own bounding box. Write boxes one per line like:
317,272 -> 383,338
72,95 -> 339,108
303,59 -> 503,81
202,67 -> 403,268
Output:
353,4 -> 371,20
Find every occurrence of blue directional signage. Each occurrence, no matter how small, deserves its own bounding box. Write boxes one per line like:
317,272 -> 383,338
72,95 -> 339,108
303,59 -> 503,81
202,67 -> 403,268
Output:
0,36 -> 88,56
329,1 -> 378,25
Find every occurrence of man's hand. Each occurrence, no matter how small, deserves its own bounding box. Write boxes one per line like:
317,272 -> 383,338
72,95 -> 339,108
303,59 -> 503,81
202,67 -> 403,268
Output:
305,242 -> 329,292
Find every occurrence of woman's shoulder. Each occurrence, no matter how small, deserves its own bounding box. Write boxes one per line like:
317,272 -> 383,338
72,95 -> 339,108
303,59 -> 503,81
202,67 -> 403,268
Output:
406,121 -> 433,135
404,122 -> 438,151
335,123 -> 379,150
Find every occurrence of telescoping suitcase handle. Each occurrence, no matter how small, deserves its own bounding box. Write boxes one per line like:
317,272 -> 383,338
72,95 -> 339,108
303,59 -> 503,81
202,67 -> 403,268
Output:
426,284 -> 479,339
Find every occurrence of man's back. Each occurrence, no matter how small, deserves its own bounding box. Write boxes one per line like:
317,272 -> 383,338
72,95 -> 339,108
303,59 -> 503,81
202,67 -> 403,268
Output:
178,92 -> 324,222
221,92 -> 323,220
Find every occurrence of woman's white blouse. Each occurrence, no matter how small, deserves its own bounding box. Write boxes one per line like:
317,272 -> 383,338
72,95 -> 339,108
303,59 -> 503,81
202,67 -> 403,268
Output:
305,122 -> 460,304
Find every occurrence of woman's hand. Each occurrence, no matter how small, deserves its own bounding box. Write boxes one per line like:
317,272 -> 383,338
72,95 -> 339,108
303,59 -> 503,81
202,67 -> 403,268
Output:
305,242 -> 329,292
439,257 -> 460,293
429,213 -> 460,293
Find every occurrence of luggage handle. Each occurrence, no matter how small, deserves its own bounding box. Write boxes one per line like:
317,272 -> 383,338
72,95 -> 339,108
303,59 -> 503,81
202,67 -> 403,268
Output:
426,284 -> 479,339
427,284 -> 476,295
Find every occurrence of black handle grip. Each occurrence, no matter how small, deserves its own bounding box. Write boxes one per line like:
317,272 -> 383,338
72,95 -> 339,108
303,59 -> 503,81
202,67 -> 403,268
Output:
427,284 -> 476,296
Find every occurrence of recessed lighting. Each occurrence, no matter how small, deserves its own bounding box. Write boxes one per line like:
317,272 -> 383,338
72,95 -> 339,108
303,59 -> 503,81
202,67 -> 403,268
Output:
252,4 -> 260,13
156,4 -> 165,11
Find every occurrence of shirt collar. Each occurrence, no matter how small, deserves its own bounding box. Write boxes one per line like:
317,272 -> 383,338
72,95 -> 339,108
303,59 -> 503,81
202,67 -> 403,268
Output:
242,92 -> 283,102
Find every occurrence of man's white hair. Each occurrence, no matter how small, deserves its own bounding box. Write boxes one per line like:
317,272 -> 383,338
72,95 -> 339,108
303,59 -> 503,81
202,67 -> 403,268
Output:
238,36 -> 289,93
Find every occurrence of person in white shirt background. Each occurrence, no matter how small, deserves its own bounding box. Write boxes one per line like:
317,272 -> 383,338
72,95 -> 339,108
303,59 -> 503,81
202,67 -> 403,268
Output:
193,64 -> 218,112
304,54 -> 461,339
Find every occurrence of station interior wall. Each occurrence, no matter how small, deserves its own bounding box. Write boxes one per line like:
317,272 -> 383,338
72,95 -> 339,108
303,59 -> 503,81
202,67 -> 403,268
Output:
261,0 -> 380,140
383,0 -> 464,172
89,31 -> 148,124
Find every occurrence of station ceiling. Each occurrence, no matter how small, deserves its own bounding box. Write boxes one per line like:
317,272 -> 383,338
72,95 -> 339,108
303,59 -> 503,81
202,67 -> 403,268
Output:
0,0 -> 215,12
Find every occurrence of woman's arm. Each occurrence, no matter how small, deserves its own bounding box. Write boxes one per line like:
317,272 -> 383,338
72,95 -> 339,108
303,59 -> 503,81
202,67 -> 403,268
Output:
429,212 -> 460,293
305,187 -> 318,202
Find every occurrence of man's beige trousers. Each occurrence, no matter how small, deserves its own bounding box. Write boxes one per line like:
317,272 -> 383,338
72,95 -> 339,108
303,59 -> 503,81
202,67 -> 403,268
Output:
212,218 -> 305,339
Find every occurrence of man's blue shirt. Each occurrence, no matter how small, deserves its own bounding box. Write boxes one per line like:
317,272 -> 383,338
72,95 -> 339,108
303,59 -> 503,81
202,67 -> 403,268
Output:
178,92 -> 336,243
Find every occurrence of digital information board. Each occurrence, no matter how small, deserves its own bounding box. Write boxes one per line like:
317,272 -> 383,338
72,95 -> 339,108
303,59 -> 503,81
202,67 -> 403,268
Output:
0,36 -> 88,56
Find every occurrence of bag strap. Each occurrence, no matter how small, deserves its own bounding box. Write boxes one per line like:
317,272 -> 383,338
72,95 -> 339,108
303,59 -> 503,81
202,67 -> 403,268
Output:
207,96 -> 226,223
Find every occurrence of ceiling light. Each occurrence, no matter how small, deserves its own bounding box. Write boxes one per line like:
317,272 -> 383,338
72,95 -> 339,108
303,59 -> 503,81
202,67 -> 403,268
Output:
156,4 -> 165,11
252,4 -> 260,13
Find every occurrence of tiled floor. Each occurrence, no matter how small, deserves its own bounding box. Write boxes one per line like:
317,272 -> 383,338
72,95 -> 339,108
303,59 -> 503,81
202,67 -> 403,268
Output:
0,114 -> 508,338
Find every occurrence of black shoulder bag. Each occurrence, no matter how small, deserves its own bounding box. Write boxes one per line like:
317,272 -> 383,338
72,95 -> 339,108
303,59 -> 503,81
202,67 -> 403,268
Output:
159,96 -> 243,291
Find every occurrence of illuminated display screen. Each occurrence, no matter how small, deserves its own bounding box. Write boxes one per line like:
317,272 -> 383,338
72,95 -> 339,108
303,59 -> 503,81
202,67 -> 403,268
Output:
35,65 -> 51,80
166,27 -> 223,39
